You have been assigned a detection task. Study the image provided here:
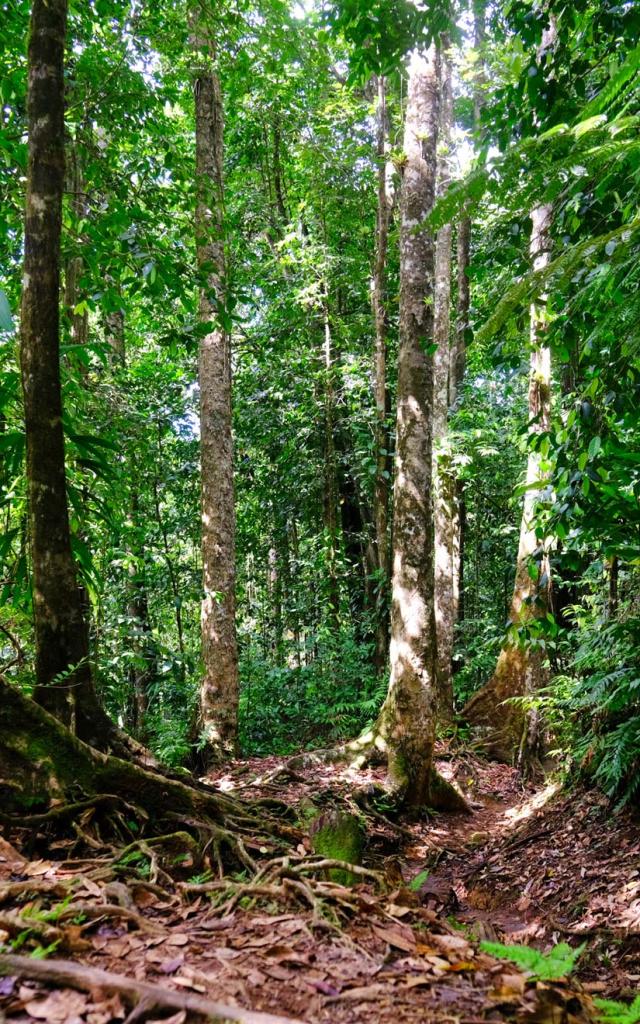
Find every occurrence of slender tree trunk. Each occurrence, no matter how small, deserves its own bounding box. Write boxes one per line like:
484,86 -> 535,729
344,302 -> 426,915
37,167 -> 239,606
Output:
64,145 -> 89,354
450,217 -> 470,409
126,494 -> 154,742
371,74 -> 393,676
375,48 -> 441,811
192,13 -> 238,761
322,299 -> 340,630
606,557 -> 619,619
432,45 -> 456,720
272,117 -> 288,224
464,203 -> 553,765
448,1 -> 485,666
104,281 -> 126,367
105,307 -> 154,738
20,0 -> 92,729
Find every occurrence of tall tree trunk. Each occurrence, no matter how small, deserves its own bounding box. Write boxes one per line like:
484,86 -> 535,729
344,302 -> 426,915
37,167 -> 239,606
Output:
126,493 -> 154,742
448,1 -> 485,649
192,13 -> 238,761
375,47 -> 441,811
64,145 -> 89,354
432,45 -> 456,720
19,0 -> 142,759
371,74 -> 393,676
103,292 -> 154,738
450,217 -> 470,410
464,203 -> 553,765
20,0 -> 92,729
104,281 -> 126,367
322,298 -> 340,630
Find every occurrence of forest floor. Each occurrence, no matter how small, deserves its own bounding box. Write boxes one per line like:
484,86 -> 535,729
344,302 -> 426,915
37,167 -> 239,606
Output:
0,745 -> 638,1024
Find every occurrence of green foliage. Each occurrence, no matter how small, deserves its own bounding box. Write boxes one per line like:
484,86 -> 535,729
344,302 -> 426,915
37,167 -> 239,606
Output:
595,996 -> 640,1024
1,0 -> 639,804
323,0 -> 453,79
239,625 -> 379,755
409,869 -> 429,892
479,940 -> 585,981
549,597 -> 640,807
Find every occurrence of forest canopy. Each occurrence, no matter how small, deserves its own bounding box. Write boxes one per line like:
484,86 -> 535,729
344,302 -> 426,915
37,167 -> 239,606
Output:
0,0 -> 639,801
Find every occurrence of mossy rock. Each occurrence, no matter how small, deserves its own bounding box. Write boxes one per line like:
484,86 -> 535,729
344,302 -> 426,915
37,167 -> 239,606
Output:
309,807 -> 366,884
297,796 -> 320,823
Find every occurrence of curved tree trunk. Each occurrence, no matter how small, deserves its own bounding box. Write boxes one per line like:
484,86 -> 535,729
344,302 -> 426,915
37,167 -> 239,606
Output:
192,10 -> 239,762
464,203 -> 553,765
374,47 -> 441,812
322,298 -> 341,631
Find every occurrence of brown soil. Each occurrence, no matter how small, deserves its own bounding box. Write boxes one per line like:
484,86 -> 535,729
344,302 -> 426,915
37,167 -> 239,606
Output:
0,747 -> 637,1023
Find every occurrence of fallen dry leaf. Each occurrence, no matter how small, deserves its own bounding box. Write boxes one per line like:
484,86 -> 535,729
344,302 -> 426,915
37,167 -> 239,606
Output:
372,924 -> 416,953
25,989 -> 87,1022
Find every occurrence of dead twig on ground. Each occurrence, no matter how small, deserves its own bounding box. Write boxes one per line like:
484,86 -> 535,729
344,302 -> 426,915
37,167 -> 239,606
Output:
0,954 -> 306,1024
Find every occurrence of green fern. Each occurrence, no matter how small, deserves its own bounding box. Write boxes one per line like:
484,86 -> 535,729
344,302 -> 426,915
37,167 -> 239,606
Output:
479,940 -> 585,980
595,996 -> 640,1024
579,44 -> 640,120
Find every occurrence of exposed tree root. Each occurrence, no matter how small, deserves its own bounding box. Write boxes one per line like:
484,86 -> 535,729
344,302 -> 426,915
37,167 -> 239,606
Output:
0,954 -> 305,1024
57,902 -> 165,934
462,645 -> 542,765
260,730 -> 471,815
0,911 -> 70,950
0,677 -> 298,875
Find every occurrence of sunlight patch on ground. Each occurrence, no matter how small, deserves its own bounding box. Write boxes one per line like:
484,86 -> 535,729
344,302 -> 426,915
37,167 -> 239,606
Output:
502,782 -> 560,826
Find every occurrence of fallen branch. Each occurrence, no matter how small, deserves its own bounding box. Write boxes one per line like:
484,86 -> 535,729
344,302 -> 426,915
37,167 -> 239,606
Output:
60,902 -> 165,934
0,880 -> 70,906
0,954 -> 307,1024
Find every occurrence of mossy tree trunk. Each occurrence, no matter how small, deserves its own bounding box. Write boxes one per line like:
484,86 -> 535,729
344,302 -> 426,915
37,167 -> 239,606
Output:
0,674 -> 241,827
371,74 -> 394,676
374,47 -> 441,813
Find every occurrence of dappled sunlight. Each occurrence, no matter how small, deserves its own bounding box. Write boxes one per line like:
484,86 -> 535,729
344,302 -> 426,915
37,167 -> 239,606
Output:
502,782 -> 560,826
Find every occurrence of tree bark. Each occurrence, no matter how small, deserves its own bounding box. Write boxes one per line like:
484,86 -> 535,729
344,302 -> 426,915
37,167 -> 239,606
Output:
192,12 -> 239,761
19,0 -> 110,747
104,280 -> 126,367
126,492 -> 155,741
322,298 -> 341,630
375,48 -> 441,811
0,673 -> 247,828
464,203 -> 553,765
432,45 -> 456,721
64,144 -> 89,355
448,1 -> 485,667
450,216 -> 470,409
371,74 -> 393,676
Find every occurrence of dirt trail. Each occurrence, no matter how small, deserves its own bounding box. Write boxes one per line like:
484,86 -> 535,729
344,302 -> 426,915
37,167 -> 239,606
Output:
0,748 -> 637,1023
216,748 -> 640,998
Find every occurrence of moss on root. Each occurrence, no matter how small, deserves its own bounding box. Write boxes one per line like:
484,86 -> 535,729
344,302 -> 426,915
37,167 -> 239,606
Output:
309,809 -> 366,883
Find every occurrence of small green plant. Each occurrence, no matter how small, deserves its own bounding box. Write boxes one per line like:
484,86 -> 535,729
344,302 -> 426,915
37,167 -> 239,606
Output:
480,940 -> 585,981
189,869 -> 214,885
29,941 -> 61,959
595,996 -> 640,1024
22,894 -> 73,924
409,869 -> 429,892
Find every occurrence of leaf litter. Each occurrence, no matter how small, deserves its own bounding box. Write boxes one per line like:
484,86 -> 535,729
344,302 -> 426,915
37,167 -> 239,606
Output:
0,745 -> 637,1023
